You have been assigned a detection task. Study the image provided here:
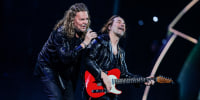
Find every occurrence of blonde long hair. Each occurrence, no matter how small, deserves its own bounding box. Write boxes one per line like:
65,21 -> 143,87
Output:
54,3 -> 90,38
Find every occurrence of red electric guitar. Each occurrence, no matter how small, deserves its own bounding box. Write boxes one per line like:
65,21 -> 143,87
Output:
85,68 -> 173,98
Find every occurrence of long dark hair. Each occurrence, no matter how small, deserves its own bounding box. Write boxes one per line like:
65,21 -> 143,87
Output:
101,15 -> 120,34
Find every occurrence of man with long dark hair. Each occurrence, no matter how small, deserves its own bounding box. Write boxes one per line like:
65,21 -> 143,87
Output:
84,15 -> 154,100
34,3 -> 97,100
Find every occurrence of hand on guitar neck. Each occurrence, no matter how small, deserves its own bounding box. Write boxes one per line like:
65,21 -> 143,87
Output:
144,76 -> 155,86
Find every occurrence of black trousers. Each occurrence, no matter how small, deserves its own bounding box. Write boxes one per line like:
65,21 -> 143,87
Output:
40,75 -> 74,100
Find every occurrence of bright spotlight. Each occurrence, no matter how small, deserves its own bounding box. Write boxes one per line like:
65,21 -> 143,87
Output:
153,16 -> 158,22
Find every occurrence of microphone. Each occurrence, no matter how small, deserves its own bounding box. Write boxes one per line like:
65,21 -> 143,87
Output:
87,27 -> 93,33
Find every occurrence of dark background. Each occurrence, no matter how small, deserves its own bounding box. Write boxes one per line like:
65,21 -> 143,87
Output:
1,0 -> 200,100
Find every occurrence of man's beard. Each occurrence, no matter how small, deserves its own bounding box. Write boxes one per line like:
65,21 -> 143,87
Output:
113,29 -> 124,38
115,32 -> 124,38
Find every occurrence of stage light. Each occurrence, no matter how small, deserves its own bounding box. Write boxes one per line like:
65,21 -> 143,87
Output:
153,16 -> 158,22
138,20 -> 144,26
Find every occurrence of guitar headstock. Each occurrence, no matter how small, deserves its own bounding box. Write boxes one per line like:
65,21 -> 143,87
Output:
156,76 -> 173,83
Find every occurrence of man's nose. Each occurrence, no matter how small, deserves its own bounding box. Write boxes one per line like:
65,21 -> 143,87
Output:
120,23 -> 125,27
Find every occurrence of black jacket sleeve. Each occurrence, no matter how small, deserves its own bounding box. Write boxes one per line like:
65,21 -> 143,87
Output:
85,40 -> 103,81
120,49 -> 140,78
120,50 -> 141,87
53,31 -> 84,64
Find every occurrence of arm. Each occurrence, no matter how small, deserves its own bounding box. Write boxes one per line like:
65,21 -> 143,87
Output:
85,41 -> 112,91
85,41 -> 102,81
120,50 -> 139,78
120,50 -> 154,86
119,50 -> 141,87
54,31 -> 84,64
55,30 -> 96,64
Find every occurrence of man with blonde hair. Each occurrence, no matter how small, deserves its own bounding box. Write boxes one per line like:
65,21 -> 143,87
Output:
34,3 -> 97,100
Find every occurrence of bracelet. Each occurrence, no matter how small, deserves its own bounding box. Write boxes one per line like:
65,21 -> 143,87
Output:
82,42 -> 87,48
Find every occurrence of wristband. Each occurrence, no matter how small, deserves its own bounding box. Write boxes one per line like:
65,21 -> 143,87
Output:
82,42 -> 87,48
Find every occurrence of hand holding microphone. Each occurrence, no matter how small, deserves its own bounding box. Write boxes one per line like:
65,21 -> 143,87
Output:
82,28 -> 97,48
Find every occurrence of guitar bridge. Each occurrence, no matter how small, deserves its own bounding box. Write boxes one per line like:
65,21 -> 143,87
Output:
92,89 -> 106,93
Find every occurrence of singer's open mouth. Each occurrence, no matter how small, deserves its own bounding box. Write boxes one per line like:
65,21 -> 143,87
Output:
81,25 -> 87,29
118,27 -> 125,31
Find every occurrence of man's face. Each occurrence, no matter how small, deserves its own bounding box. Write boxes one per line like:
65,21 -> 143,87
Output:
110,17 -> 126,37
73,11 -> 89,32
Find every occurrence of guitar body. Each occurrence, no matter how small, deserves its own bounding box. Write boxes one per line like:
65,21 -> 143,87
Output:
85,68 -> 121,98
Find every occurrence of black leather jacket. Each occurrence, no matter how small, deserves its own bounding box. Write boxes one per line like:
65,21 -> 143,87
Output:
34,27 -> 84,81
85,34 -> 138,82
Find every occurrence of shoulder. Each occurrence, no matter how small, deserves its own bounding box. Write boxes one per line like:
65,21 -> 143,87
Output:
52,27 -> 68,40
98,34 -> 109,41
85,34 -> 109,54
91,34 -> 109,46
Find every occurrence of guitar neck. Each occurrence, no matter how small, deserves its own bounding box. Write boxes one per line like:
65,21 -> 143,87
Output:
114,77 -> 155,84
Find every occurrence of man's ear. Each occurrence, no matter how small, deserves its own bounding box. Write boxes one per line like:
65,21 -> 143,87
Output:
108,25 -> 111,30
